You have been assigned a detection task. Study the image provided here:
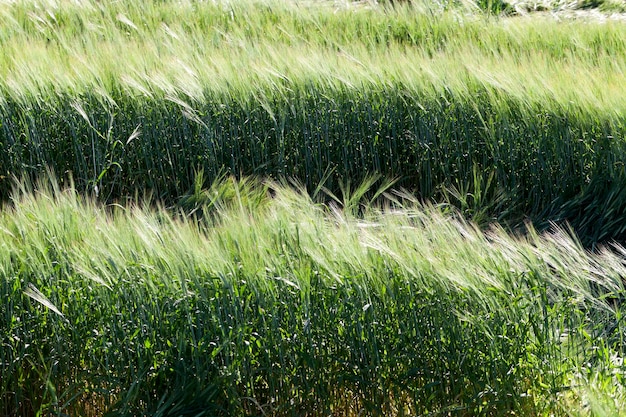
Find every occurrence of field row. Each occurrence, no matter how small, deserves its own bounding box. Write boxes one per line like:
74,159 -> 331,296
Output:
1,1 -> 626,243
2,177 -> 626,415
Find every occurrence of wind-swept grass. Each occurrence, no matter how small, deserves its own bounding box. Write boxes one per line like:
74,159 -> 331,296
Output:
3,2 -> 626,415
1,0 -> 626,242
2,176 -> 626,415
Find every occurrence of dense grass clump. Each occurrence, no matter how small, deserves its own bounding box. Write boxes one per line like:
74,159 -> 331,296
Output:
1,0 -> 626,242
2,177 -> 626,416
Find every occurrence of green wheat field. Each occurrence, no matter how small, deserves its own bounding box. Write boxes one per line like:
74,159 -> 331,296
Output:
2,0 -> 626,415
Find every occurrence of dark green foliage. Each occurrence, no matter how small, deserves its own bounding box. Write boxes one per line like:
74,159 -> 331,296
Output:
0,234 -> 592,416
475,0 -> 515,14
2,84 -> 625,243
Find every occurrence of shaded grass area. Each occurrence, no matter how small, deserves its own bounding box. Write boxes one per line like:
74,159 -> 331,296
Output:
2,177 -> 626,415
1,0 -> 626,243
3,85 -> 626,244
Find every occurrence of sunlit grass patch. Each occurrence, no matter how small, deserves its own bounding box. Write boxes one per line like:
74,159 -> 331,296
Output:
2,176 -> 626,415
